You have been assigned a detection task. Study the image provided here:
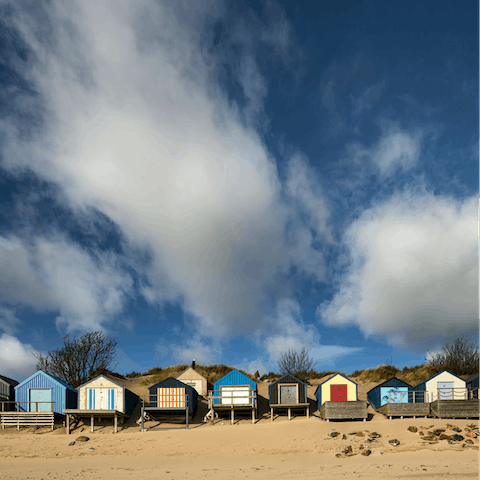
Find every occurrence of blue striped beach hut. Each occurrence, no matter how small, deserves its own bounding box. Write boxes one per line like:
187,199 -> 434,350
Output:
77,375 -> 138,415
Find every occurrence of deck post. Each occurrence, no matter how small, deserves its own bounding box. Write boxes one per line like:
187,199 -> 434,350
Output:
270,407 -> 273,421
307,406 -> 309,419
141,400 -> 144,433
363,418 -> 366,422
91,415 -> 94,433
66,414 -> 70,435
231,407 -> 234,425
114,413 -> 118,433
288,408 -> 291,421
252,408 -> 255,425
186,408 -> 189,430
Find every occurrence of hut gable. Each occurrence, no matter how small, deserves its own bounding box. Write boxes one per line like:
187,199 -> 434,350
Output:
366,377 -> 412,410
314,373 -> 358,407
77,375 -> 137,415
412,369 -> 467,402
148,377 -> 198,414
268,374 -> 307,405
176,367 -> 208,397
14,370 -> 77,415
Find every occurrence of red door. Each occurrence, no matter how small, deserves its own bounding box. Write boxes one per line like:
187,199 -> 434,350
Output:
330,384 -> 347,401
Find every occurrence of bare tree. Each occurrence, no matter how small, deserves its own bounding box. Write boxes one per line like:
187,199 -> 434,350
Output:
426,336 -> 479,376
277,347 -> 316,381
34,331 -> 119,388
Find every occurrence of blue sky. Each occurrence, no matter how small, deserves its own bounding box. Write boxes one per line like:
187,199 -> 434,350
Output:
0,1 -> 477,382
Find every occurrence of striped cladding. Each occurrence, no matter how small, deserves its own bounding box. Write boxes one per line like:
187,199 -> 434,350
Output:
157,388 -> 185,408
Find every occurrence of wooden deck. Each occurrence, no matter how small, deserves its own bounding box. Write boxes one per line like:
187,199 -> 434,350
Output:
0,411 -> 55,430
269,403 -> 310,421
207,391 -> 257,425
377,402 -> 430,419
319,401 -> 368,421
63,409 -> 128,434
430,399 -> 479,419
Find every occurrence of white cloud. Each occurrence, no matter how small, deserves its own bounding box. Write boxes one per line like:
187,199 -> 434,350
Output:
317,189 -> 477,349
0,1 -> 328,338
0,234 -> 133,332
371,128 -> 421,177
0,334 -> 38,380
0,307 -> 21,336
343,123 -> 422,179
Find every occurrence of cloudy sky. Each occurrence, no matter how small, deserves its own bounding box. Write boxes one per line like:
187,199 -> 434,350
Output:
0,1 -> 477,381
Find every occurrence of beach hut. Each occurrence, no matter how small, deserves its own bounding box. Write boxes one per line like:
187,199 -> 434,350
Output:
208,369 -> 257,424
466,373 -> 479,399
0,375 -> 19,411
315,373 -> 367,421
367,377 -> 412,410
412,370 -> 467,402
2,371 -> 77,430
14,370 -> 77,415
63,375 -> 138,434
366,377 -> 429,419
268,374 -> 309,421
141,377 -> 198,430
412,369 -> 477,419
176,367 -> 208,397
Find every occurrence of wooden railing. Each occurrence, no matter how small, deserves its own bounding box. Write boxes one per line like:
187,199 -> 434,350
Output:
0,401 -> 55,412
207,390 -> 257,409
386,391 -> 427,403
434,387 -> 477,401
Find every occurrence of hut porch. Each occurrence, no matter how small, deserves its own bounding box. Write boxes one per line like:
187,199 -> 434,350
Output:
429,399 -> 479,419
207,389 -> 257,425
319,401 -> 368,421
377,402 -> 430,419
0,411 -> 55,430
63,409 -> 128,434
269,403 -> 310,421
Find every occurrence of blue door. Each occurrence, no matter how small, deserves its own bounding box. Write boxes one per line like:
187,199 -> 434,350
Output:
380,386 -> 408,406
30,389 -> 52,412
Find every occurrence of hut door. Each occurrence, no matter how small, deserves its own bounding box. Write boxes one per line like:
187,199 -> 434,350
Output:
88,388 -> 115,410
220,386 -> 250,405
279,385 -> 297,404
29,389 -> 52,412
157,388 -> 185,408
437,382 -> 454,400
330,384 -> 347,401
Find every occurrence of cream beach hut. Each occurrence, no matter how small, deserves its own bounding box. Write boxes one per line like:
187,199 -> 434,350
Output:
63,375 -> 138,434
176,367 -> 208,397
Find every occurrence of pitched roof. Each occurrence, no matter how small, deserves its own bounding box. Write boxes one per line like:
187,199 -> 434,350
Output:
15,370 -> 77,393
366,376 -> 412,394
269,373 -> 307,386
0,374 -> 19,387
77,374 -> 125,390
314,372 -> 357,394
413,369 -> 467,387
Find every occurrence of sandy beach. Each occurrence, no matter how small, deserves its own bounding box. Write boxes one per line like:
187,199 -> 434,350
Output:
0,416 -> 478,479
